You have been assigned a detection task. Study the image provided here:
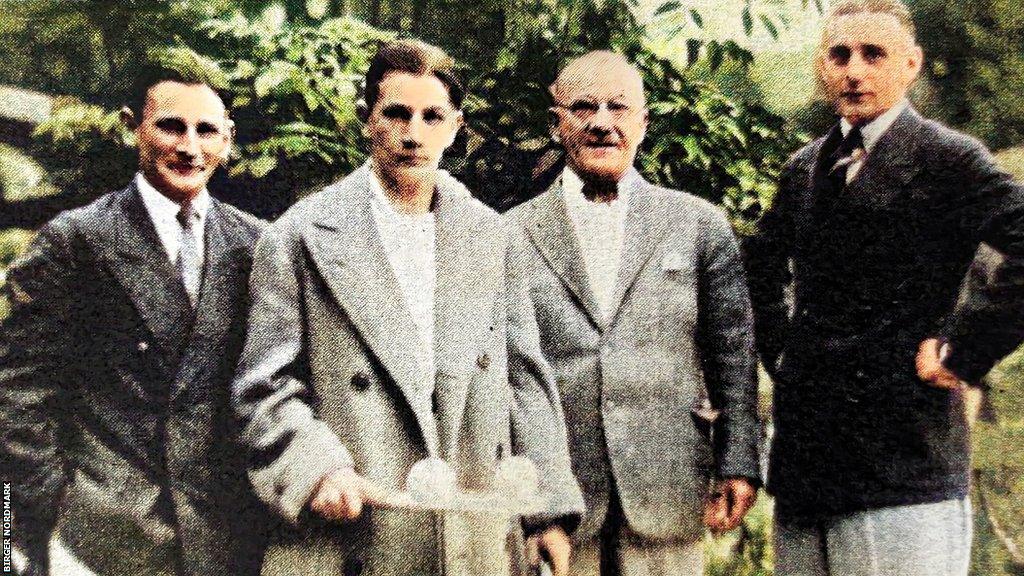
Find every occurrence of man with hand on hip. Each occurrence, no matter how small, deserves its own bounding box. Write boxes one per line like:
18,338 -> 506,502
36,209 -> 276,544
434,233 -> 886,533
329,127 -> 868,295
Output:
744,1 -> 1024,574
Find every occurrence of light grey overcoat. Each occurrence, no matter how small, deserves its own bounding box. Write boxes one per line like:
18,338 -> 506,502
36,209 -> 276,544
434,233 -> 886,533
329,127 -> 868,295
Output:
507,173 -> 761,543
233,166 -> 583,576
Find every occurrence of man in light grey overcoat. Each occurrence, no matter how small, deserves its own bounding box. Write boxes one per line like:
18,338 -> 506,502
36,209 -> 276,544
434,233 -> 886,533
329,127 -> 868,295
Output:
233,40 -> 583,576
507,51 -> 762,575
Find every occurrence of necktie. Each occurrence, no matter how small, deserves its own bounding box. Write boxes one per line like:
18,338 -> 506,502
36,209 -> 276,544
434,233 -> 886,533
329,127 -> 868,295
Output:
176,202 -> 201,306
828,126 -> 865,188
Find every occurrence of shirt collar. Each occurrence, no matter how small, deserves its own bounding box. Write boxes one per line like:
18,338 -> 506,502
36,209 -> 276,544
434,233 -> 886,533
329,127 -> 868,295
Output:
841,99 -> 909,152
561,165 -> 634,210
366,161 -> 434,221
135,172 -> 210,223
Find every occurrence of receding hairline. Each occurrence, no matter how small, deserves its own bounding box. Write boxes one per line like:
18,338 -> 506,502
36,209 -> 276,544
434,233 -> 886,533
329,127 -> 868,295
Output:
549,51 -> 645,101
140,80 -> 228,118
821,0 -> 917,43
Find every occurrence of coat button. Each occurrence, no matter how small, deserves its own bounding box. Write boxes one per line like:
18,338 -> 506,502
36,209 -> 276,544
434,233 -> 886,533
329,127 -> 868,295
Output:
476,353 -> 491,370
351,371 -> 371,390
137,341 -> 150,352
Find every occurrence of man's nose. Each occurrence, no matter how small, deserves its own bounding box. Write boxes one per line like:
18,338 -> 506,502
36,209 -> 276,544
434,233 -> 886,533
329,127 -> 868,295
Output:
846,54 -> 867,82
401,118 -> 424,149
176,129 -> 201,158
586,106 -> 614,136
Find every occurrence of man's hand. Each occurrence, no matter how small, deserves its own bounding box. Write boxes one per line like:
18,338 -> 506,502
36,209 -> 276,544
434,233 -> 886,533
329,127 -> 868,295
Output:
916,338 -> 963,390
703,477 -> 757,534
525,525 -> 571,576
308,467 -> 389,522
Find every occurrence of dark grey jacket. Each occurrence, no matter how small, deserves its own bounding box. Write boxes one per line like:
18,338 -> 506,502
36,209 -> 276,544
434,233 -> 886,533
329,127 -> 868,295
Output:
0,184 -> 266,575
744,107 -> 1024,518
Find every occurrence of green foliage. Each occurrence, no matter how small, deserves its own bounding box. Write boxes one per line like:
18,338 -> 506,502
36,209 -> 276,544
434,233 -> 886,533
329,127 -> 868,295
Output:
195,8 -> 393,191
911,0 -> 1024,149
0,228 -> 35,321
635,51 -> 801,232
0,144 -> 58,201
31,103 -> 135,199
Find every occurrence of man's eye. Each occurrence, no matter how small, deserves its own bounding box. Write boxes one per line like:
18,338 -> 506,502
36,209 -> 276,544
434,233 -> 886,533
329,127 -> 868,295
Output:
381,105 -> 412,121
423,109 -> 446,124
154,118 -> 187,133
608,101 -> 629,113
569,101 -> 599,114
828,46 -> 851,64
863,46 -> 886,62
197,122 -> 220,136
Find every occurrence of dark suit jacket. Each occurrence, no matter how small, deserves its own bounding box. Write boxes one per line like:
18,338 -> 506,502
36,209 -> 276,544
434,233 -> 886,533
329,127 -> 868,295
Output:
0,183 -> 266,575
743,106 -> 1024,518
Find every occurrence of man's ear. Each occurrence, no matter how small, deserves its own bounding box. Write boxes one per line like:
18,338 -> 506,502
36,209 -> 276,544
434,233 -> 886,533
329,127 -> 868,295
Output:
120,106 -> 138,131
218,118 -> 235,162
548,107 -> 562,144
445,111 -> 464,148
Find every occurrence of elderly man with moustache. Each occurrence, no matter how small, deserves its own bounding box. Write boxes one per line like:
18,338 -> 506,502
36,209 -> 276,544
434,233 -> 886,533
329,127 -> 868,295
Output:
743,1 -> 1024,574
507,50 -> 762,576
0,67 -> 265,576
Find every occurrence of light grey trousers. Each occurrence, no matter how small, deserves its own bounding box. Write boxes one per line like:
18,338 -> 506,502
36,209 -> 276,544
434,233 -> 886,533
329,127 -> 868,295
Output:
774,498 -> 972,576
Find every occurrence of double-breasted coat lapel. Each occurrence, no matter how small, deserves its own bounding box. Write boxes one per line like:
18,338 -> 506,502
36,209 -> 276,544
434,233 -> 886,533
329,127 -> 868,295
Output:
170,202 -> 251,402
301,169 -> 440,456
519,179 -> 605,329
101,185 -> 194,378
432,183 -> 503,459
299,168 -> 506,461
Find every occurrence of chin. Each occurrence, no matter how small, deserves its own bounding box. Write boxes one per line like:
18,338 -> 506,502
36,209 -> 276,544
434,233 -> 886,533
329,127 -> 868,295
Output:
575,163 -> 627,184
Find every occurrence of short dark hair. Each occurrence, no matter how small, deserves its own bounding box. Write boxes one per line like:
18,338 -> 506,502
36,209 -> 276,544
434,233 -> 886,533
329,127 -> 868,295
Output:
359,39 -> 464,121
123,49 -> 230,118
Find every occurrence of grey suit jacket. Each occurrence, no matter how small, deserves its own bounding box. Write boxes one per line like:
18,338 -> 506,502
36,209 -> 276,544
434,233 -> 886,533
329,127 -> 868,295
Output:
232,166 -> 583,576
0,183 -> 266,576
508,174 -> 760,542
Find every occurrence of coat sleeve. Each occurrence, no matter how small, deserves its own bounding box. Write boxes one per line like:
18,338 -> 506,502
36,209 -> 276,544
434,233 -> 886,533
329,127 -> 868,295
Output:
939,138 -> 1024,382
741,155 -> 802,377
232,219 -> 353,524
0,220 -> 80,569
696,209 -> 762,482
504,226 -> 584,533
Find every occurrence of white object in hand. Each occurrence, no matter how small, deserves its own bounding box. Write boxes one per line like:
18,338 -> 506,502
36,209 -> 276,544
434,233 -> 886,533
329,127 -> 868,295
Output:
406,456 -> 458,506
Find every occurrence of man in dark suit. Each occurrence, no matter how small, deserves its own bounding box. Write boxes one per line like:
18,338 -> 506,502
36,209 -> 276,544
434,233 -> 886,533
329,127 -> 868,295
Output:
743,1 -> 1024,574
0,67 -> 265,576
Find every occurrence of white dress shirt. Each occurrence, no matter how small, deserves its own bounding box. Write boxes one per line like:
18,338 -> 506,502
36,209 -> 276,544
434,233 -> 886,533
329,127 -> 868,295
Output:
840,98 -> 909,183
367,166 -> 437,400
136,172 -> 210,268
561,165 -> 633,321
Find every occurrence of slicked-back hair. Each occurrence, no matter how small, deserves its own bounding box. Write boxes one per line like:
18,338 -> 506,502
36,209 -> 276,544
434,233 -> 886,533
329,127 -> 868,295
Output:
123,63 -> 230,119
823,0 -> 916,41
360,39 -> 464,120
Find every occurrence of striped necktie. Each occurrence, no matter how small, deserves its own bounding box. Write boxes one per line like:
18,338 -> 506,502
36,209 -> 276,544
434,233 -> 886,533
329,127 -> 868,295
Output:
176,201 -> 202,306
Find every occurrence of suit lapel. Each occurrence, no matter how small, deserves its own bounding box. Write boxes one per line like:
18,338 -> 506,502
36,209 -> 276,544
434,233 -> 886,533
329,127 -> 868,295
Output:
521,180 -> 605,329
432,185 -> 502,459
844,107 -> 923,203
605,178 -> 671,326
101,184 -> 194,368
302,168 -> 440,455
170,202 -> 248,401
